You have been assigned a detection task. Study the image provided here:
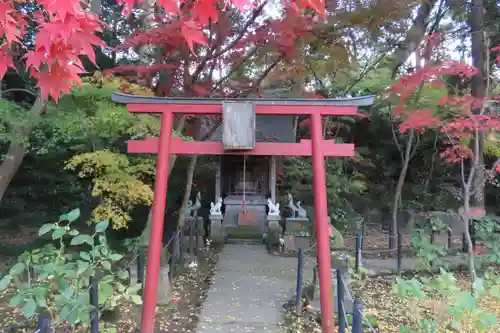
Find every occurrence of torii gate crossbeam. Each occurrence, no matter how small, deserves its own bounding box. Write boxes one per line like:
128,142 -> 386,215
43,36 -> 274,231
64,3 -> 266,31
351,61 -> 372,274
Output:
112,93 -> 375,333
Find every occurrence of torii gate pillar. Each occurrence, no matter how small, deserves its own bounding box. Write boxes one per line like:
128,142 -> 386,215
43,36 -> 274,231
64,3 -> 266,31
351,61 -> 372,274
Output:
310,112 -> 334,331
140,112 -> 173,333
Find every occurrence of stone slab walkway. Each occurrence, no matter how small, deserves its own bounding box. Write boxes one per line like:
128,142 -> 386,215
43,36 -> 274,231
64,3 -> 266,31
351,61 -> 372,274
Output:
196,243 -> 314,333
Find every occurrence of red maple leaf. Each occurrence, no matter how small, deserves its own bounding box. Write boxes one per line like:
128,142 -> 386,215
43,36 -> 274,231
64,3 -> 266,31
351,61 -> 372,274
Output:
34,63 -> 85,102
2,12 -> 21,46
156,0 -> 180,14
191,0 -> 219,25
37,0 -> 81,20
399,109 -> 441,133
25,50 -> 47,70
296,0 -> 326,18
180,20 -> 207,53
0,46 -> 14,79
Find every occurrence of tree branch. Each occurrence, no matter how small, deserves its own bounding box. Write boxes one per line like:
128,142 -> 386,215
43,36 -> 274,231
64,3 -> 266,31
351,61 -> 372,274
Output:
191,0 -> 268,83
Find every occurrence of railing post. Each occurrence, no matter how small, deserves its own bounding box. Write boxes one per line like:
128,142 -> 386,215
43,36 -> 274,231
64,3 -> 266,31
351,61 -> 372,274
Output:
352,299 -> 363,333
355,232 -> 362,274
137,248 -> 145,285
397,231 -> 402,275
360,218 -> 365,250
179,230 -> 185,273
336,268 -> 345,333
462,232 -> 467,253
194,218 -> 199,257
430,230 -> 435,267
89,277 -> 99,333
470,220 -> 476,251
447,230 -> 452,250
295,248 -> 304,315
388,222 -> 394,250
189,219 -> 194,257
36,316 -> 51,333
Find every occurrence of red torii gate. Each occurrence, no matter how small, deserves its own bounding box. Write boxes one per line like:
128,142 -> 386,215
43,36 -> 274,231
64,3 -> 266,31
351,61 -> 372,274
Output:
112,92 -> 374,333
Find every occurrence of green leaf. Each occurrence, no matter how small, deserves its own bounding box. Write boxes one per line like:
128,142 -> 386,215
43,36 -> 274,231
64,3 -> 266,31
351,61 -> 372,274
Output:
101,275 -> 114,283
35,295 -> 47,308
491,285 -> 500,298
38,223 -> 55,236
68,230 -> 79,236
77,261 -> 90,275
127,283 -> 142,295
58,279 -> 69,291
99,235 -> 107,245
99,282 -> 114,304
66,305 -> 79,325
95,220 -> 109,233
0,276 -> 11,291
109,254 -> 123,262
70,235 -> 94,246
22,298 -> 37,318
101,261 -> 111,270
130,295 -> 142,305
60,304 -> 72,320
60,208 -> 81,222
10,263 -> 25,276
9,293 -> 22,307
80,252 -> 91,261
116,270 -> 129,280
52,228 -> 66,240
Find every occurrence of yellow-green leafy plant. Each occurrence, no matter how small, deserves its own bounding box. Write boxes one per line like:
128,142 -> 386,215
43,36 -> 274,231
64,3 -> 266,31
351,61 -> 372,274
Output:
65,151 -> 154,229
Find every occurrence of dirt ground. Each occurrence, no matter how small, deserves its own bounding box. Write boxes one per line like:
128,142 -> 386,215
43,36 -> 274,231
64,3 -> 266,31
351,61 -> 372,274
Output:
283,267 -> 500,333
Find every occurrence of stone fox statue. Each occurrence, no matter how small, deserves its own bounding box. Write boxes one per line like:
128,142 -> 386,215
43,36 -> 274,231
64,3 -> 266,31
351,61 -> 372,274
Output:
267,198 -> 280,216
210,197 -> 223,215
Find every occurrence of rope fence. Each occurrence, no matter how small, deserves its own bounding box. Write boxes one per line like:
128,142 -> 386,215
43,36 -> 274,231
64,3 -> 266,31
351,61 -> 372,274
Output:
294,249 -> 377,333
291,220 -> 485,332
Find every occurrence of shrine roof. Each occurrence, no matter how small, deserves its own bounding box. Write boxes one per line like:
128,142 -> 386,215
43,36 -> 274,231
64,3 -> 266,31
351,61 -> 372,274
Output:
112,92 -> 375,107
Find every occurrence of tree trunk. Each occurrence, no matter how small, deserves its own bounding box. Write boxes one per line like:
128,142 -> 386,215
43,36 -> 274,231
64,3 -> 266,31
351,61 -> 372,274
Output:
462,191 -> 478,291
0,95 -> 45,203
469,0 -> 486,210
177,156 -> 198,229
391,128 -> 415,248
391,0 -> 437,77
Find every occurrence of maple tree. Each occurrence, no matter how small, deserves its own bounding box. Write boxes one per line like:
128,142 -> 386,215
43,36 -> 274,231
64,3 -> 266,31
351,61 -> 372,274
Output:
0,0 -> 328,103
391,39 -> 500,286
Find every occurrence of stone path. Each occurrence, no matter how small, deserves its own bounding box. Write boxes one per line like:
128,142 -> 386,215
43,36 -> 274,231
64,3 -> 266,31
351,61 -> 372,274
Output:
196,243 -> 314,333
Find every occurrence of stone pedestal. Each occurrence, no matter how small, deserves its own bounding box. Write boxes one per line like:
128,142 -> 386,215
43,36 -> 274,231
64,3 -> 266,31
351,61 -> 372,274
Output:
129,252 -> 171,305
183,217 -> 205,253
284,218 -> 311,251
266,215 -> 282,246
209,214 -> 224,244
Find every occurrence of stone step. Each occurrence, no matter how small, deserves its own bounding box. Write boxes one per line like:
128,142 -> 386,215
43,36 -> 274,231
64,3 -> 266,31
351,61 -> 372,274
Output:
225,238 -> 263,245
226,226 -> 263,240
